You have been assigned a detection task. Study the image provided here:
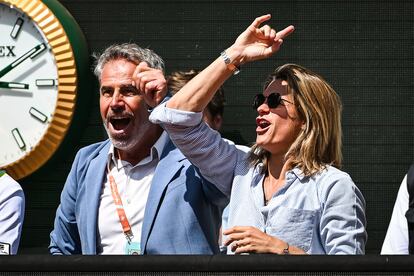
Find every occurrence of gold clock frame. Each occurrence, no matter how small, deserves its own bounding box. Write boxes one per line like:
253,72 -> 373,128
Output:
1,0 -> 77,180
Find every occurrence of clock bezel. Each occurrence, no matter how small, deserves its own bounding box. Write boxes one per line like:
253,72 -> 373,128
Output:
0,0 -> 78,180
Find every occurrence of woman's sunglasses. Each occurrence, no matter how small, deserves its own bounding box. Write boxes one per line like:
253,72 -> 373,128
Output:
252,93 -> 293,109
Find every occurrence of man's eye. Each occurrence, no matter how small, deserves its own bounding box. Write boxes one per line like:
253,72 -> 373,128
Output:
121,86 -> 139,96
100,89 -> 113,97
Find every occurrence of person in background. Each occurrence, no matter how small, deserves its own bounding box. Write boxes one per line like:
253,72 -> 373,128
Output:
150,14 -> 367,254
382,164 -> 414,254
0,170 -> 25,255
168,69 -> 225,131
49,43 -> 228,255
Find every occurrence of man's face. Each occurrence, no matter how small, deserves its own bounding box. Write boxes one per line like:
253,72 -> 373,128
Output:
99,59 -> 153,152
202,109 -> 222,131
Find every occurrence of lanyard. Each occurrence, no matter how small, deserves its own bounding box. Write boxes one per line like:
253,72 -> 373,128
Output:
0,170 -> 5,177
107,166 -> 134,242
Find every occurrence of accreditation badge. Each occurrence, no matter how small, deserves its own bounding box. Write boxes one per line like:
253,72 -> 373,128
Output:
125,241 -> 141,255
0,242 -> 10,255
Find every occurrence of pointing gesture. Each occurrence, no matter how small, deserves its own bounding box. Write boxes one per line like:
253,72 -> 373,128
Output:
232,14 -> 294,64
165,14 -> 294,113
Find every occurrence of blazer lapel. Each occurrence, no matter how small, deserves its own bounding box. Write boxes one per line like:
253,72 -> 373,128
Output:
140,139 -> 185,252
83,141 -> 110,254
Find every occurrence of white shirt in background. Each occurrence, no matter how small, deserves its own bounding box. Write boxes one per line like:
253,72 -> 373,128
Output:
381,175 -> 409,254
0,172 -> 25,255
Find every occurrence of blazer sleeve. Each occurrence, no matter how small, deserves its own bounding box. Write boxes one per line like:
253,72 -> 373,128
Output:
49,150 -> 83,255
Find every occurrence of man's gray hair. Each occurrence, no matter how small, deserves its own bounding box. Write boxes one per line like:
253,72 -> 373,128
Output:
93,43 -> 165,80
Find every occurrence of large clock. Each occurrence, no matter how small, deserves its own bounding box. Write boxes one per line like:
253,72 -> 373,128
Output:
0,0 -> 91,180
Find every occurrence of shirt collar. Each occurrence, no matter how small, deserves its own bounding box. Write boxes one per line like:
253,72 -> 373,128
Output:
286,167 -> 307,182
107,131 -> 169,170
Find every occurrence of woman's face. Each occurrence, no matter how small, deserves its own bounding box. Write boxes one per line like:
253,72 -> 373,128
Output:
255,79 -> 303,156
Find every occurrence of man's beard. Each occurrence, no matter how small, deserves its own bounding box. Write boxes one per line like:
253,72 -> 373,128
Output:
103,121 -> 138,152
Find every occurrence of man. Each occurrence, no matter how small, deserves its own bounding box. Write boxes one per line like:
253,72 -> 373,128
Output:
49,43 -> 228,254
0,170 -> 25,255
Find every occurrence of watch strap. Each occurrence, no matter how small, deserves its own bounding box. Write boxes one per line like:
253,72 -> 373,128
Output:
220,50 -> 240,75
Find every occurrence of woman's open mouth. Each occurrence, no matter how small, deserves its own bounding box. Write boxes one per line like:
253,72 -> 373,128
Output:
256,117 -> 270,133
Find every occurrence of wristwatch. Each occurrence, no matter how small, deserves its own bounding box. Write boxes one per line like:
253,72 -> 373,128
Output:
220,50 -> 240,75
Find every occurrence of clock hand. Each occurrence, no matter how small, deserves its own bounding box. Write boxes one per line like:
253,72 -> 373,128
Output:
0,43 -> 47,78
0,81 -> 29,89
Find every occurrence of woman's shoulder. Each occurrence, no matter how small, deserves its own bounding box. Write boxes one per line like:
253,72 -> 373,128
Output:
318,165 -> 352,180
312,165 -> 357,191
313,165 -> 363,201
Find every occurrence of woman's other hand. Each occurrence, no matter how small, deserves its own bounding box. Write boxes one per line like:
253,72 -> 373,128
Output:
223,226 -> 305,254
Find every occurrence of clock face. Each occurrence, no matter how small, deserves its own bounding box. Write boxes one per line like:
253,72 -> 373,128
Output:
0,3 -> 59,167
0,0 -> 81,180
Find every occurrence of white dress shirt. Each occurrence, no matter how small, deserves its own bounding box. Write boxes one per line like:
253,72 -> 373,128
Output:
97,132 -> 168,254
381,175 -> 409,254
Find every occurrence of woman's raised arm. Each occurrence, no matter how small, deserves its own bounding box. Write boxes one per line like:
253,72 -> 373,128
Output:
166,14 -> 294,113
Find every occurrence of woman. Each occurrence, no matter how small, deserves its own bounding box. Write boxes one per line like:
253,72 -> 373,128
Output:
150,14 -> 367,254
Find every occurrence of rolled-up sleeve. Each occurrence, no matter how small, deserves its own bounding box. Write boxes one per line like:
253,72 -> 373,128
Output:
150,102 -> 244,196
150,102 -> 203,127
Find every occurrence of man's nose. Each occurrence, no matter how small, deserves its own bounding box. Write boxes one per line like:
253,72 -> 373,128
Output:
110,90 -> 124,108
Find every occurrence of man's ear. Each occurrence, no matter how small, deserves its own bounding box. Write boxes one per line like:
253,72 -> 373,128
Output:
213,115 -> 223,131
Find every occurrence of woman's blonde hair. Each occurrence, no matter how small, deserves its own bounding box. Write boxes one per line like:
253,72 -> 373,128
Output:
249,64 -> 343,176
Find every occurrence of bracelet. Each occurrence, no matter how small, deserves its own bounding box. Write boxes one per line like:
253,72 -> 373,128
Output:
282,242 -> 290,255
220,50 -> 240,75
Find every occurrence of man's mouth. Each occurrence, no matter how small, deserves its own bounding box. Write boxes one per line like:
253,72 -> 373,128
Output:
109,116 -> 131,131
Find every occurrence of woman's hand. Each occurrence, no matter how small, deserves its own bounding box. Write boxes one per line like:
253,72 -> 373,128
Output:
229,14 -> 294,65
223,226 -> 305,254
132,61 -> 167,108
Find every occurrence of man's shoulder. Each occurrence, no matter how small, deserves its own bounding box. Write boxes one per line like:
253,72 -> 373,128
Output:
76,140 -> 111,159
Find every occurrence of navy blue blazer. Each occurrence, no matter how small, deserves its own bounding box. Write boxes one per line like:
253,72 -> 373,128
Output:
49,138 -> 228,254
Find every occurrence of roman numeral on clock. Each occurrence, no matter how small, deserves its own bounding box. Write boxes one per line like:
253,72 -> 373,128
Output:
11,128 -> 26,149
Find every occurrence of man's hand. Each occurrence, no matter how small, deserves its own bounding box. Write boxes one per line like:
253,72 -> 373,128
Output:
230,14 -> 294,65
132,62 -> 167,108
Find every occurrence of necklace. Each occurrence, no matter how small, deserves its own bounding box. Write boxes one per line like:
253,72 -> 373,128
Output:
263,173 -> 286,206
263,175 -> 273,206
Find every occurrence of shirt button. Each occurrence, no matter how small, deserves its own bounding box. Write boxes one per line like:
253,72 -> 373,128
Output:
126,199 -> 131,204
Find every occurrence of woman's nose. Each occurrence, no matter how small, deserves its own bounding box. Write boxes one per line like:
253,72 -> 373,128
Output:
257,101 -> 269,115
